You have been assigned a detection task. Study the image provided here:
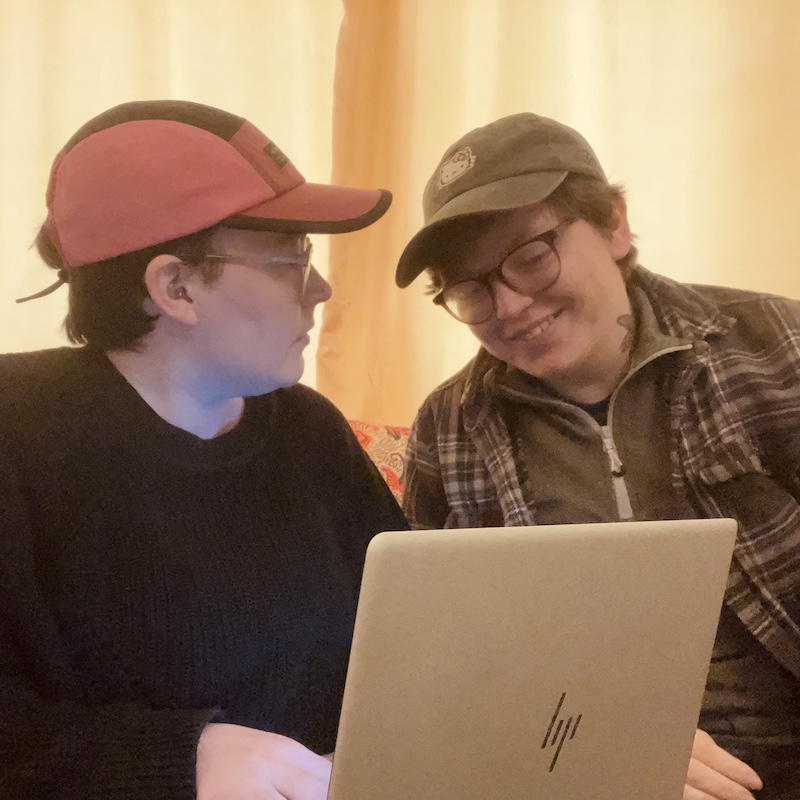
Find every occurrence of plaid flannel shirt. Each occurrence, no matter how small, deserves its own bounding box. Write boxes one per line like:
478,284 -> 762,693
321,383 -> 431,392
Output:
403,267 -> 800,681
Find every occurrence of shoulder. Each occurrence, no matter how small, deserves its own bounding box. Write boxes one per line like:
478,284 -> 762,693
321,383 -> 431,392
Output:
687,282 -> 800,314
0,346 -> 82,381
416,356 -> 477,418
413,348 -> 506,433
687,284 -> 800,346
0,348 -> 92,412
633,268 -> 800,343
0,348 -> 124,454
269,384 -> 356,443
273,383 -> 348,421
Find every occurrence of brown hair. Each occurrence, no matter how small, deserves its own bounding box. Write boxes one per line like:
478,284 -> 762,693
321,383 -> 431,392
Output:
421,174 -> 639,292
35,226 -> 225,352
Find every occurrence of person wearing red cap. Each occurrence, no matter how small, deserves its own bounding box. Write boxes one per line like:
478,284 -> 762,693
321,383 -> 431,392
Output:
0,100 -> 406,799
397,113 -> 800,799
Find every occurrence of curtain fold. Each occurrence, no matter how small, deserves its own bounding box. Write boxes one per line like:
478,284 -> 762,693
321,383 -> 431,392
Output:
319,0 -> 433,426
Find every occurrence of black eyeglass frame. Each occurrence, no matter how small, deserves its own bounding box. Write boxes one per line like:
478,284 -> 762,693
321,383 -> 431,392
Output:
432,217 -> 576,325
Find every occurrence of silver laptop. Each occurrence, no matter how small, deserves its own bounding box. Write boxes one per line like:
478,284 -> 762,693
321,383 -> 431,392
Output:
328,518 -> 737,800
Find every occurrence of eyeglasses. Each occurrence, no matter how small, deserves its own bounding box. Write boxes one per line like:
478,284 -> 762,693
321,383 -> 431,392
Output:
180,238 -> 313,298
432,217 -> 576,325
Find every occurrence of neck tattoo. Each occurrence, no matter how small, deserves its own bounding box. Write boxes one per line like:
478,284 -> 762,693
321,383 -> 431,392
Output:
618,313 -> 635,355
612,312 -> 636,388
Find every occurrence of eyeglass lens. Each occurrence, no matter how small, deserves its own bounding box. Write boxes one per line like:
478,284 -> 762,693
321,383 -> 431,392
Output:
242,238 -> 313,297
300,242 -> 313,297
442,234 -> 561,324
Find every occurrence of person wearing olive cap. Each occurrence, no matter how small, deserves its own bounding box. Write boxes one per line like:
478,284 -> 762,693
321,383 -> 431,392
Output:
0,100 -> 407,800
397,113 -> 800,799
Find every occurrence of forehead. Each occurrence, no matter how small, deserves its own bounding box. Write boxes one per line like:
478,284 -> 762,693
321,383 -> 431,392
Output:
212,227 -> 306,254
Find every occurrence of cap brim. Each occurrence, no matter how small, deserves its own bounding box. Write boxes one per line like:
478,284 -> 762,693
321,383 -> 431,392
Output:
225,182 -> 392,234
396,170 -> 567,287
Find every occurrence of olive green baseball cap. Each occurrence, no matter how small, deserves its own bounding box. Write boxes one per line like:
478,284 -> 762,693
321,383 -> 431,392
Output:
395,112 -> 607,287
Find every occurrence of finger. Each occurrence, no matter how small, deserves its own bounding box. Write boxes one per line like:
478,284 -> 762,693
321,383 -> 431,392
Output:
268,734 -> 333,781
684,784 -> 718,800
271,745 -> 331,800
274,765 -> 330,800
686,757 -> 759,800
692,731 -> 762,790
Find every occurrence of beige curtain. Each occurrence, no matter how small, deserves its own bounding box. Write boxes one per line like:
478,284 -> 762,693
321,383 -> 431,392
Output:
5,1 -> 800,426
320,0 -> 800,426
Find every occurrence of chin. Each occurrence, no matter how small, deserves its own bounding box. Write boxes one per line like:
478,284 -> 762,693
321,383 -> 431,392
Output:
499,348 -> 546,373
507,352 -> 572,382
237,366 -> 304,398
273,361 -> 306,392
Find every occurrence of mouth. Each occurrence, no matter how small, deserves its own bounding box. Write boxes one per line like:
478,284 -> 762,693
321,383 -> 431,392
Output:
506,309 -> 563,341
294,327 -> 313,345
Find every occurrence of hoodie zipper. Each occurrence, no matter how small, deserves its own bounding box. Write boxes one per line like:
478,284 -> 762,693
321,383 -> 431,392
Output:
500,342 -> 694,522
601,343 -> 693,521
600,425 -> 633,521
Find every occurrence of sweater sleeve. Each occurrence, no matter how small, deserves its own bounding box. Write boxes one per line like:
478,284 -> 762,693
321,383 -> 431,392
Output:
0,454 -> 220,800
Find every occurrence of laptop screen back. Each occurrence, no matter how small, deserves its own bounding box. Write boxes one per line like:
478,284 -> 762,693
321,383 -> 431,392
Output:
328,518 -> 737,800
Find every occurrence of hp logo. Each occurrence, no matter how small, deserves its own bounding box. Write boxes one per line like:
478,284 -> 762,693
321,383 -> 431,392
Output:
541,692 -> 583,772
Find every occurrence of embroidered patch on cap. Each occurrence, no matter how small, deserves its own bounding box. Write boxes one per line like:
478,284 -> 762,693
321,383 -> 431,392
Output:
263,140 -> 289,168
437,146 -> 476,188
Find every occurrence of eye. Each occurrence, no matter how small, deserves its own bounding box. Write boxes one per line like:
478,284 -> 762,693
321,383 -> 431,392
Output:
448,281 -> 485,301
503,239 -> 554,276
453,281 -> 483,297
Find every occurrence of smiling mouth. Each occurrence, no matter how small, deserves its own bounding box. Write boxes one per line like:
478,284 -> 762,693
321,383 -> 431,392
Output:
507,309 -> 563,341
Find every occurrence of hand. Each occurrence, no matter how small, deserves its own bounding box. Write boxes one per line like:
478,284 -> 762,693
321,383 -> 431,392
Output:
196,723 -> 332,800
684,729 -> 763,800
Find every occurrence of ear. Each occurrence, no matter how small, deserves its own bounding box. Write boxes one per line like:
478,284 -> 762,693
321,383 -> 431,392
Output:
143,255 -> 199,325
608,197 -> 633,261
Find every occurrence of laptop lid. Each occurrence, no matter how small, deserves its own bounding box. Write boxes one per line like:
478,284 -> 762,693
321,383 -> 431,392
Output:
328,518 -> 737,800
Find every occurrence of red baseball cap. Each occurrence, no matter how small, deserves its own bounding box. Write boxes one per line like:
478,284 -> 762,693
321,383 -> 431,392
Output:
41,99 -> 392,269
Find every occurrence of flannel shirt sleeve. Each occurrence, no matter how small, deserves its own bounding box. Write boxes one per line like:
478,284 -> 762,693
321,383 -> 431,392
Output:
402,401 -> 452,530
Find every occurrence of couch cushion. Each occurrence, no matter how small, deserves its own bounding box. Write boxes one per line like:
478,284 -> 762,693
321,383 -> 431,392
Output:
348,420 -> 409,503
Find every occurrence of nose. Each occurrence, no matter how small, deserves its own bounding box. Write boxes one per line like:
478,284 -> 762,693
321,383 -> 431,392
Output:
303,265 -> 332,306
491,278 -> 533,321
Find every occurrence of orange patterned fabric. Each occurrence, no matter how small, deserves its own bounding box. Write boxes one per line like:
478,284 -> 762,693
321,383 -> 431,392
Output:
348,420 -> 409,502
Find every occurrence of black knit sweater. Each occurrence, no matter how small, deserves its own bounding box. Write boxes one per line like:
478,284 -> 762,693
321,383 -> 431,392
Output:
0,347 -> 408,799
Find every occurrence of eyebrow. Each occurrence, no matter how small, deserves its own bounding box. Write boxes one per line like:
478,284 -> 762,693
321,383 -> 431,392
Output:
437,217 -> 565,290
